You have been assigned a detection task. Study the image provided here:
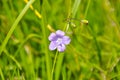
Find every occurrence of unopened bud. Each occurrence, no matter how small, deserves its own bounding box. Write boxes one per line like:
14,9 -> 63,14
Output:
81,20 -> 88,25
47,24 -> 55,32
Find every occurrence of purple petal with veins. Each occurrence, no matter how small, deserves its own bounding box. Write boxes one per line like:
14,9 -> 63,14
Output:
48,33 -> 56,41
49,41 -> 57,50
56,30 -> 65,37
57,44 -> 66,52
62,36 -> 71,45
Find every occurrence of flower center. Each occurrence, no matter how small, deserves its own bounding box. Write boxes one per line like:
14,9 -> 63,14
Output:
56,38 -> 62,44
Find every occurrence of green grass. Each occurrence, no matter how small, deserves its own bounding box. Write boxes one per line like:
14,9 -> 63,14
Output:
0,0 -> 120,80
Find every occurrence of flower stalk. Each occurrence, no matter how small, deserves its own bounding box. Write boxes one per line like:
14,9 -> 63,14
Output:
51,51 -> 59,80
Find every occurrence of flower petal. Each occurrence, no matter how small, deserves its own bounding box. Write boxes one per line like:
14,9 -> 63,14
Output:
49,41 -> 57,50
56,30 -> 65,37
48,33 -> 56,41
62,36 -> 71,45
57,44 -> 66,52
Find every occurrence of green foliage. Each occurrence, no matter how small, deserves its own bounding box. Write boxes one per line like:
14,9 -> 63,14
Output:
0,0 -> 120,80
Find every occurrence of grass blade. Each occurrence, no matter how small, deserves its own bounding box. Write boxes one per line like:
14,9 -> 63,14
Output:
0,0 -> 35,55
72,0 -> 81,17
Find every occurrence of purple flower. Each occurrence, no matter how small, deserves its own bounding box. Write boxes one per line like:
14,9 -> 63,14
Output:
48,30 -> 71,52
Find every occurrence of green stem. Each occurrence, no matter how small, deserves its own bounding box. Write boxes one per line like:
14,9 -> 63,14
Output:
84,0 -> 91,18
4,49 -> 22,70
0,67 -> 4,80
14,34 -> 41,57
41,3 -> 51,80
51,51 -> 59,80
88,24 -> 102,65
72,0 -> 81,18
0,0 -> 35,55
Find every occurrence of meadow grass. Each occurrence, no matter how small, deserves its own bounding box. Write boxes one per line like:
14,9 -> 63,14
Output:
0,0 -> 120,80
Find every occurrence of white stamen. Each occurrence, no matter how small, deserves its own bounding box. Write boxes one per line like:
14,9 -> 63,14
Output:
56,38 -> 62,44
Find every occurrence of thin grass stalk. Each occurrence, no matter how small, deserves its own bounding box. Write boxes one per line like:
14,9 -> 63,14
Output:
0,0 -> 35,55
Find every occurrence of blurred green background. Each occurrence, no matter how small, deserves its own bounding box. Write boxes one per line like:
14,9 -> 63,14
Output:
0,0 -> 120,80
